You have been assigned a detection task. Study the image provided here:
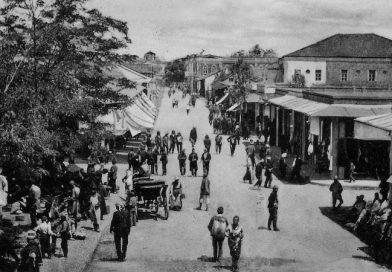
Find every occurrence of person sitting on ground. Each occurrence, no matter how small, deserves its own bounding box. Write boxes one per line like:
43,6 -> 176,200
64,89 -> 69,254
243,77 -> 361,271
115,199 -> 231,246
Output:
351,195 -> 366,219
169,177 -> 183,211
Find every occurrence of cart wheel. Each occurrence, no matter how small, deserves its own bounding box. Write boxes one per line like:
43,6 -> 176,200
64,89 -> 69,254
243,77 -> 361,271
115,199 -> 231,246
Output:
162,201 -> 169,220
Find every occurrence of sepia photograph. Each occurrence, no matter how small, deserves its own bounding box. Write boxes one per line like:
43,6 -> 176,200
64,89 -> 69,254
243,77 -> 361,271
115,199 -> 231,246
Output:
1,0 -> 392,271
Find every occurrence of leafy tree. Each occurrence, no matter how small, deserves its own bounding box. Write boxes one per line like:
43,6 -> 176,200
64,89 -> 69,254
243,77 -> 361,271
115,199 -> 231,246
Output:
263,48 -> 278,58
164,59 -> 185,85
230,58 -> 251,103
248,44 -> 263,57
0,0 -> 133,169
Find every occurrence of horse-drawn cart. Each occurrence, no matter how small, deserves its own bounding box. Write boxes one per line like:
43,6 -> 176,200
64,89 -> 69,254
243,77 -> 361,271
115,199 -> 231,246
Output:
133,178 -> 169,220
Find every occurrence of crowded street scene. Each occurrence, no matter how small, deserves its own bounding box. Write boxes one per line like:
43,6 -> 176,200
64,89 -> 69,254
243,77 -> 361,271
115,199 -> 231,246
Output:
1,0 -> 392,272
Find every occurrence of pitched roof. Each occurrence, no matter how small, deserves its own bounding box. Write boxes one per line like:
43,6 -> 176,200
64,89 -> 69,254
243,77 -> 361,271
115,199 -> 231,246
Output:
284,34 -> 392,58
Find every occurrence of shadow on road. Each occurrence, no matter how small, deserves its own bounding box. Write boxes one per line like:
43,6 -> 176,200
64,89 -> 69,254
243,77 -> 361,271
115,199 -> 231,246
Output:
319,206 -> 392,268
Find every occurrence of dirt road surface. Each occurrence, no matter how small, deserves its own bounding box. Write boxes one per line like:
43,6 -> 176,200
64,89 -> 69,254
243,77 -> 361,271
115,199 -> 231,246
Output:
85,89 -> 389,272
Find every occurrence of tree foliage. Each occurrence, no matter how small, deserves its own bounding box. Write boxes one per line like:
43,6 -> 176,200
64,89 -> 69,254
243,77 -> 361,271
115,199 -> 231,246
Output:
230,58 -> 251,104
164,59 -> 185,85
0,0 -> 133,169
231,45 -> 277,58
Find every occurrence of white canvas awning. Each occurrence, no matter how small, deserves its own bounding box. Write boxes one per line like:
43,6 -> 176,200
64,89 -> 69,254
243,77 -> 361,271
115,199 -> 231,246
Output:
354,113 -> 392,141
216,93 -> 229,105
227,102 -> 240,112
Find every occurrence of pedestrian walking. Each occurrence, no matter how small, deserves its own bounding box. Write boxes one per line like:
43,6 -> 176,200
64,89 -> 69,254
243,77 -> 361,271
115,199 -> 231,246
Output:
202,134 -> 210,152
27,180 -> 41,228
348,161 -> 356,183
243,164 -> 252,184
59,213 -> 71,257
189,148 -> 199,177
172,98 -> 176,108
169,130 -> 176,153
186,104 -> 190,115
207,207 -> 228,262
279,152 -> 287,179
264,158 -> 274,188
201,148 -> 212,176
152,147 -> 159,174
246,139 -> 256,169
197,173 -> 210,211
155,131 -> 162,154
330,176 -> 343,209
160,150 -> 168,175
290,155 -> 303,183
69,180 -> 80,219
162,132 -> 169,154
208,111 -> 214,126
109,159 -> 118,193
253,159 -> 264,187
176,132 -> 183,153
178,149 -> 187,176
215,134 -> 223,154
147,149 -> 154,174
190,127 -> 197,147
228,135 -> 237,157
125,190 -> 138,226
110,203 -> 132,261
89,190 -> 100,232
227,216 -> 244,272
36,216 -> 54,259
267,185 -> 279,231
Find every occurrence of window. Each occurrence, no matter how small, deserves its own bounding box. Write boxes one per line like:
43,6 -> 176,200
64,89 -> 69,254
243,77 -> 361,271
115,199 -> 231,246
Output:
211,65 -> 217,73
315,70 -> 321,81
341,70 -> 348,81
369,70 -> 376,81
203,65 -> 208,75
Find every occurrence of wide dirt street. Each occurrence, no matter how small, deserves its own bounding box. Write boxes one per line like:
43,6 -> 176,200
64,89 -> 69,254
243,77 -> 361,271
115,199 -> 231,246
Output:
85,89 -> 389,272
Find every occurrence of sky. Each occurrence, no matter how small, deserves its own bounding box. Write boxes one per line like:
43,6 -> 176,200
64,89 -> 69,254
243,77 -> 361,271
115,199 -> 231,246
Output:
80,0 -> 392,60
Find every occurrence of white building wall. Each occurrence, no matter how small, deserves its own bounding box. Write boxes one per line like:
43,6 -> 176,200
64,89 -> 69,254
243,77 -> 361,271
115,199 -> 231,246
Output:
284,60 -> 327,87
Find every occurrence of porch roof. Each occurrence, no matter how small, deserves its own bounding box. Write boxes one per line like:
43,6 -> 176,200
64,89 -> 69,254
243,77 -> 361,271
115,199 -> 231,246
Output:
268,95 -> 329,116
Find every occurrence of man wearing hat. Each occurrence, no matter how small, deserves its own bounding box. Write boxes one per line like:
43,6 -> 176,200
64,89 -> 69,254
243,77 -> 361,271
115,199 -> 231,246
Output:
197,173 -> 210,211
110,203 -> 131,261
279,152 -> 287,179
36,216 -> 54,258
201,148 -> 212,176
207,207 -> 228,262
267,185 -> 279,231
20,230 -> 43,271
329,176 -> 343,210
188,148 -> 199,177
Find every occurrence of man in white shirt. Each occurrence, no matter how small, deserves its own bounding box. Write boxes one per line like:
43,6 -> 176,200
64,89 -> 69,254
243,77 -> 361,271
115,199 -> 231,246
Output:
36,216 -> 53,258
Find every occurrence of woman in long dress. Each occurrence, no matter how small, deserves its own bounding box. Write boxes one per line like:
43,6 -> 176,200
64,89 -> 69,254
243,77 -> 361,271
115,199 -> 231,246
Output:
226,216 -> 244,272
